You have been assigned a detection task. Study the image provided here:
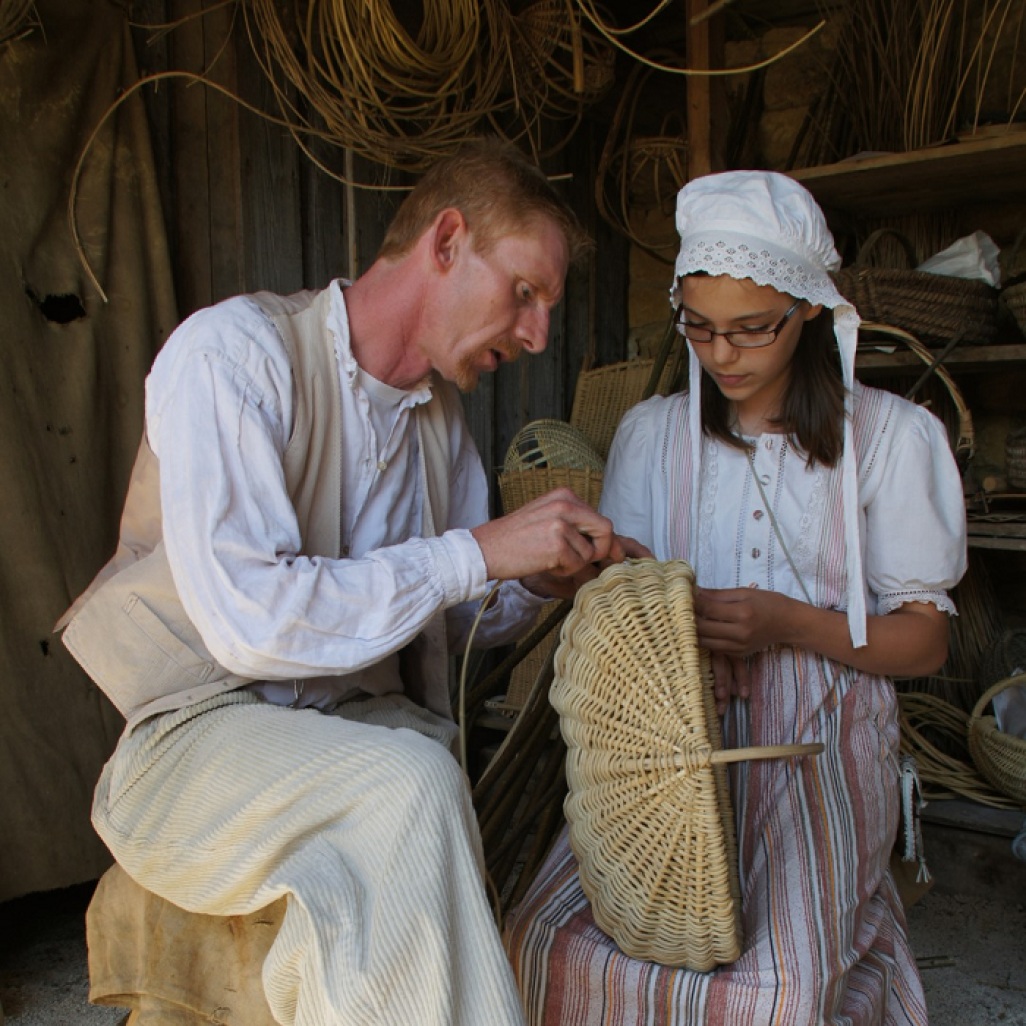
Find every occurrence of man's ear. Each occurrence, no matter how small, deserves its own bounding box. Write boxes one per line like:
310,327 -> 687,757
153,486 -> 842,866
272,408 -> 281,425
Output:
430,207 -> 468,273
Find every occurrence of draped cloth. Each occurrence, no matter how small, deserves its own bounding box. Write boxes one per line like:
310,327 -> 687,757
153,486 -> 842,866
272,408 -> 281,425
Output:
0,0 -> 177,899
89,692 -> 527,1026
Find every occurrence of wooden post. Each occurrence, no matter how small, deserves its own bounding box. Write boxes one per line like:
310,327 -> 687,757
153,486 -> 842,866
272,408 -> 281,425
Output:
685,0 -> 727,180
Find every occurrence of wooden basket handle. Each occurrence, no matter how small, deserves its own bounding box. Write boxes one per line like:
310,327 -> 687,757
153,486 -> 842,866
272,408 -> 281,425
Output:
969,671 -> 1026,731
854,227 -> 920,269
710,742 -> 825,765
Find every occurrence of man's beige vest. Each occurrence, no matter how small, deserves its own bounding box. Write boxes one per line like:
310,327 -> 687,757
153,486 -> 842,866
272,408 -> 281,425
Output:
59,287 -> 454,728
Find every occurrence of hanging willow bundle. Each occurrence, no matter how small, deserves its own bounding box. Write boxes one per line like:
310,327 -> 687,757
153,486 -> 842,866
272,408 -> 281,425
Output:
501,0 -> 615,155
595,60 -> 687,263
242,0 -> 514,171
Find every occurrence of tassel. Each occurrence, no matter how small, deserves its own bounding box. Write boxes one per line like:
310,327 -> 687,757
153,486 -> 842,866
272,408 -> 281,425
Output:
899,754 -> 931,883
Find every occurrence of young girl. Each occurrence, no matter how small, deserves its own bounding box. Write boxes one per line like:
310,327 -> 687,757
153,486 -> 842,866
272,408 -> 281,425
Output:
505,171 -> 967,1024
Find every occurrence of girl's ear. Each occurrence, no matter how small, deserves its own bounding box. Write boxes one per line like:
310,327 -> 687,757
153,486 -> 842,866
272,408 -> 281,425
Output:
805,302 -> 824,320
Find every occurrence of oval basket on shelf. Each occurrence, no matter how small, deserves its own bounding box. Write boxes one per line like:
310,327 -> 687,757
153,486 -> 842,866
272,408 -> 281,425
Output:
551,559 -> 824,970
832,228 -> 1001,345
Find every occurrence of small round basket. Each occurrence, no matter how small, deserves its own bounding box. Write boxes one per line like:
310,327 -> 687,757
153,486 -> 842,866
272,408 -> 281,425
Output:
502,419 -> 605,474
968,673 -> 1026,807
498,420 -> 604,515
551,559 -> 824,969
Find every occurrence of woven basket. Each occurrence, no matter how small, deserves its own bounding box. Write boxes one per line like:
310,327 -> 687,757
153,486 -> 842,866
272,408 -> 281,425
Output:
551,559 -> 824,969
833,228 -> 1001,345
1006,427 -> 1026,490
498,467 -> 604,517
1000,227 -> 1026,339
968,674 -> 1026,806
498,419 -> 604,516
570,357 -> 678,460
502,419 -> 605,474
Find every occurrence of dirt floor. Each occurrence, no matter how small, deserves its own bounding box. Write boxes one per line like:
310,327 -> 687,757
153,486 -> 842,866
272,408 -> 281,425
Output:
0,868 -> 1023,1024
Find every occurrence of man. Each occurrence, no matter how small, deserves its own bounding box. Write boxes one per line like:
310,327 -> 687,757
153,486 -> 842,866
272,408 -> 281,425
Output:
58,138 -> 641,1025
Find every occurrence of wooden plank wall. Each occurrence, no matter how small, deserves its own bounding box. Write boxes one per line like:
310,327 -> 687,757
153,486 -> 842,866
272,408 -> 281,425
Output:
130,2 -> 627,516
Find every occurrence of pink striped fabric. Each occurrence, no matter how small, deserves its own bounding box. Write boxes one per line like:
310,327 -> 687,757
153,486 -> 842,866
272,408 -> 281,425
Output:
505,386 -> 932,1025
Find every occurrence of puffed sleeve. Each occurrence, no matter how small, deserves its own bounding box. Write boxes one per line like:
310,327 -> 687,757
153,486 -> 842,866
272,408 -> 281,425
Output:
862,400 -> 967,615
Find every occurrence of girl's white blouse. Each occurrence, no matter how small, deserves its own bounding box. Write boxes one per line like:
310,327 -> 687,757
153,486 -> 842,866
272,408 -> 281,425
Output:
599,384 -> 966,617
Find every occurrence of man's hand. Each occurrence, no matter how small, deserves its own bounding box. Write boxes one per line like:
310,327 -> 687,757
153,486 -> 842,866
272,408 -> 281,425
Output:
470,488 -> 651,597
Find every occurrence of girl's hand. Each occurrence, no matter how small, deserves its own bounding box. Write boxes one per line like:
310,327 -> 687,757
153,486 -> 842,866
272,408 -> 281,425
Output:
694,586 -> 798,655
710,652 -> 751,714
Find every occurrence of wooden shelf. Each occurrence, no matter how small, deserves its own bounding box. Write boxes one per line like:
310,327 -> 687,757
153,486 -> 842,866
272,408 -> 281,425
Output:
790,132 -> 1026,215
856,342 -> 1026,373
968,534 -> 1026,552
967,520 -> 1026,551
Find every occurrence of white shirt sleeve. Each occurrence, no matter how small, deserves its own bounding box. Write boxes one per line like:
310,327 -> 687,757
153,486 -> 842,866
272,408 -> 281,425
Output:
146,297 -> 504,680
861,401 -> 967,615
598,396 -> 670,556
440,394 -> 548,650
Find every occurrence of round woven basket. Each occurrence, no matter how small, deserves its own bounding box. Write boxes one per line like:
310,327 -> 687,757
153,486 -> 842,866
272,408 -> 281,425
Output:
551,559 -> 824,969
968,673 -> 1026,806
502,419 -> 605,474
832,228 -> 1001,345
498,419 -> 605,515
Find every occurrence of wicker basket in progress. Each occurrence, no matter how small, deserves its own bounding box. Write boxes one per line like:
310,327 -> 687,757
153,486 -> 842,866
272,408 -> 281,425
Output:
551,559 -> 824,969
968,674 -> 1026,806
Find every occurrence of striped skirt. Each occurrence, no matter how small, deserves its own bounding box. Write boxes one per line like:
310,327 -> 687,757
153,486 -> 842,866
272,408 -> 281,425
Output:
505,653 -> 930,1025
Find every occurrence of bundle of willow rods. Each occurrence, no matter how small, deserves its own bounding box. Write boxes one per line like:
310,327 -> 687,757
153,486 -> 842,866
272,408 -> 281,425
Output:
493,0 -> 615,158
898,691 -> 1020,808
243,0 -> 513,172
595,59 -> 687,263
0,0 -> 35,45
816,0 -> 1025,156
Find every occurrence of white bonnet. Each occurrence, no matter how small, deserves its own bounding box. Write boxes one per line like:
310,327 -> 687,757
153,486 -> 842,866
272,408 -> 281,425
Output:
671,171 -> 867,648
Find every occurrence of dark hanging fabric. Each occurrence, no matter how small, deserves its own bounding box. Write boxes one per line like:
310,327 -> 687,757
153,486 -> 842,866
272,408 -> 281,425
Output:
0,0 -> 176,900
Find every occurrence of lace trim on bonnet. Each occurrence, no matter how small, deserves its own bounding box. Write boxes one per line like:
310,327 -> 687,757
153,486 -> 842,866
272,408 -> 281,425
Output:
674,238 -> 843,310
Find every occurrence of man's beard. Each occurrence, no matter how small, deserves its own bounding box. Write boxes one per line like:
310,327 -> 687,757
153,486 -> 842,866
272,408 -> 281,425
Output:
453,339 -> 521,393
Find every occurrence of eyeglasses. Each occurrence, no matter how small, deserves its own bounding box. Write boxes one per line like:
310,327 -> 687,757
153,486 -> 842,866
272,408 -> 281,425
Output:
674,299 -> 803,349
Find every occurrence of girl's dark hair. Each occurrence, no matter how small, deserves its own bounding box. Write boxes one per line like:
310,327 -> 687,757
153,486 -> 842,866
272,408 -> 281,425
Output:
700,308 -> 845,467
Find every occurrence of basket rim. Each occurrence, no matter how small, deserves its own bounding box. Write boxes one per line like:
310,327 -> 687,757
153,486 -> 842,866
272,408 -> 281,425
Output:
969,672 -> 1026,753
